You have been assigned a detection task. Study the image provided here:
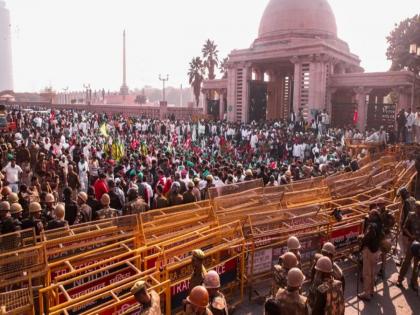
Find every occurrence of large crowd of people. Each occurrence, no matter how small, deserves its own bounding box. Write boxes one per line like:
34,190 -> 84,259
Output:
0,107 -> 376,235
1,106 -> 420,315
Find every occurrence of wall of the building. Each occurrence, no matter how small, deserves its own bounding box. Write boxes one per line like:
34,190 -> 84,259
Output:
0,2 -> 13,92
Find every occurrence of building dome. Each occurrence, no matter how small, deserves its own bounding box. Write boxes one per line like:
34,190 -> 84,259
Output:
258,0 -> 337,39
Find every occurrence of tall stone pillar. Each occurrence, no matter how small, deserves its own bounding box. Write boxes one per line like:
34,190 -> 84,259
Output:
291,57 -> 301,115
226,66 -> 236,122
354,87 -> 372,131
219,91 -> 225,120
393,87 -> 411,111
241,65 -> 252,123
309,55 -> 328,116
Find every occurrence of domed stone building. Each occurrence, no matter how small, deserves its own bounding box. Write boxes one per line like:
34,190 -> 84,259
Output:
203,0 -> 418,130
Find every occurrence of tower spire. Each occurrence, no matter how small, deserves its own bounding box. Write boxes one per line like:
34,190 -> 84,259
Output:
120,29 -> 129,97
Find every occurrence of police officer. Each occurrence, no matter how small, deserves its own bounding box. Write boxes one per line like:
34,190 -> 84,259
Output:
9,203 -> 23,230
96,194 -> 119,219
376,198 -> 395,279
398,187 -> 416,264
203,270 -> 228,315
183,181 -> 197,204
190,249 -> 207,293
130,280 -> 161,315
275,268 -> 309,315
287,236 -> 302,268
0,201 -> 15,234
21,202 -> 44,235
123,188 -> 148,215
44,193 -> 56,223
272,252 -> 298,295
0,186 -> 12,201
184,285 -> 213,315
46,203 -> 68,230
311,242 -> 345,292
397,201 -> 420,291
75,192 -> 92,224
358,209 -> 382,301
307,256 -> 345,315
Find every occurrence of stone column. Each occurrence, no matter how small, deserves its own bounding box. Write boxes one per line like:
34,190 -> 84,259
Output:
326,88 -> 337,116
226,66 -> 236,122
309,55 -> 328,116
393,86 -> 411,111
241,64 -> 252,123
219,90 -> 225,120
291,56 -> 301,114
353,87 -> 372,131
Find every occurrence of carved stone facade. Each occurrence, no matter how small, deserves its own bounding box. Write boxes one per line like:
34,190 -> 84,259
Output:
202,0 -> 419,130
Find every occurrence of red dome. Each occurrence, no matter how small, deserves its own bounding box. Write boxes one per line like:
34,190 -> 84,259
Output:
258,0 -> 337,39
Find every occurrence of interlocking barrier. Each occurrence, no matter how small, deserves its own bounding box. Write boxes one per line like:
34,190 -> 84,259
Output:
208,178 -> 263,200
41,215 -> 141,264
39,245 -> 156,315
1,147 -> 419,314
0,228 -> 37,254
0,275 -> 34,315
139,206 -> 218,246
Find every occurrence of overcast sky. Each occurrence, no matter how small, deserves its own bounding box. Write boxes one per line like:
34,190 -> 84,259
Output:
5,0 -> 419,92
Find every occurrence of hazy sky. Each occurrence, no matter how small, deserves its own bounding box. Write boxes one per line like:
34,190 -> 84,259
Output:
5,0 -> 419,92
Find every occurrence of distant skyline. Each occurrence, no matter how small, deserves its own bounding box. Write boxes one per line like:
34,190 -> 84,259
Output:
6,0 -> 419,92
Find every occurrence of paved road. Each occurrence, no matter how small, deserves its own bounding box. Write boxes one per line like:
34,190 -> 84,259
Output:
234,259 -> 419,314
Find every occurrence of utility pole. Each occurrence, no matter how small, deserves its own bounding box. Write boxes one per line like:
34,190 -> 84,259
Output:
159,74 -> 169,102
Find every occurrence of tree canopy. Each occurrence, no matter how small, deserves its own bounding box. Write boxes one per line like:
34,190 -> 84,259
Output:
386,14 -> 420,74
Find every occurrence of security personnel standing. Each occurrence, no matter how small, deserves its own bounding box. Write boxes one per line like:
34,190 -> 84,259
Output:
0,201 -> 15,234
9,203 -> 23,230
21,202 -> 44,235
376,199 -> 395,279
358,209 -> 382,301
272,252 -> 298,295
96,194 -> 119,219
46,203 -> 68,230
310,242 -> 345,292
397,201 -> 420,291
130,280 -> 161,315
184,285 -> 213,315
275,268 -> 309,315
307,256 -> 345,315
287,236 -> 302,268
190,249 -> 207,293
398,187 -> 416,264
203,271 -> 228,315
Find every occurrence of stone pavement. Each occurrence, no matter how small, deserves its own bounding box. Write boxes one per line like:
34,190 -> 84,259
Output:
234,259 -> 420,314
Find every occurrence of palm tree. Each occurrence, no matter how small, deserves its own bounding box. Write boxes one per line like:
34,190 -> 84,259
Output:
219,57 -> 229,79
202,39 -> 219,80
188,57 -> 205,107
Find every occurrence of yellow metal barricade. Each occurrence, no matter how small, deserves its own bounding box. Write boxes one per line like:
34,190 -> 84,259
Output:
0,275 -> 34,315
42,215 -> 141,263
0,228 -> 37,254
139,207 -> 218,245
39,244 -> 158,315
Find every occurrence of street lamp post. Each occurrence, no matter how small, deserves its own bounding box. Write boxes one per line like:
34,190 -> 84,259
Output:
159,74 -> 169,102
